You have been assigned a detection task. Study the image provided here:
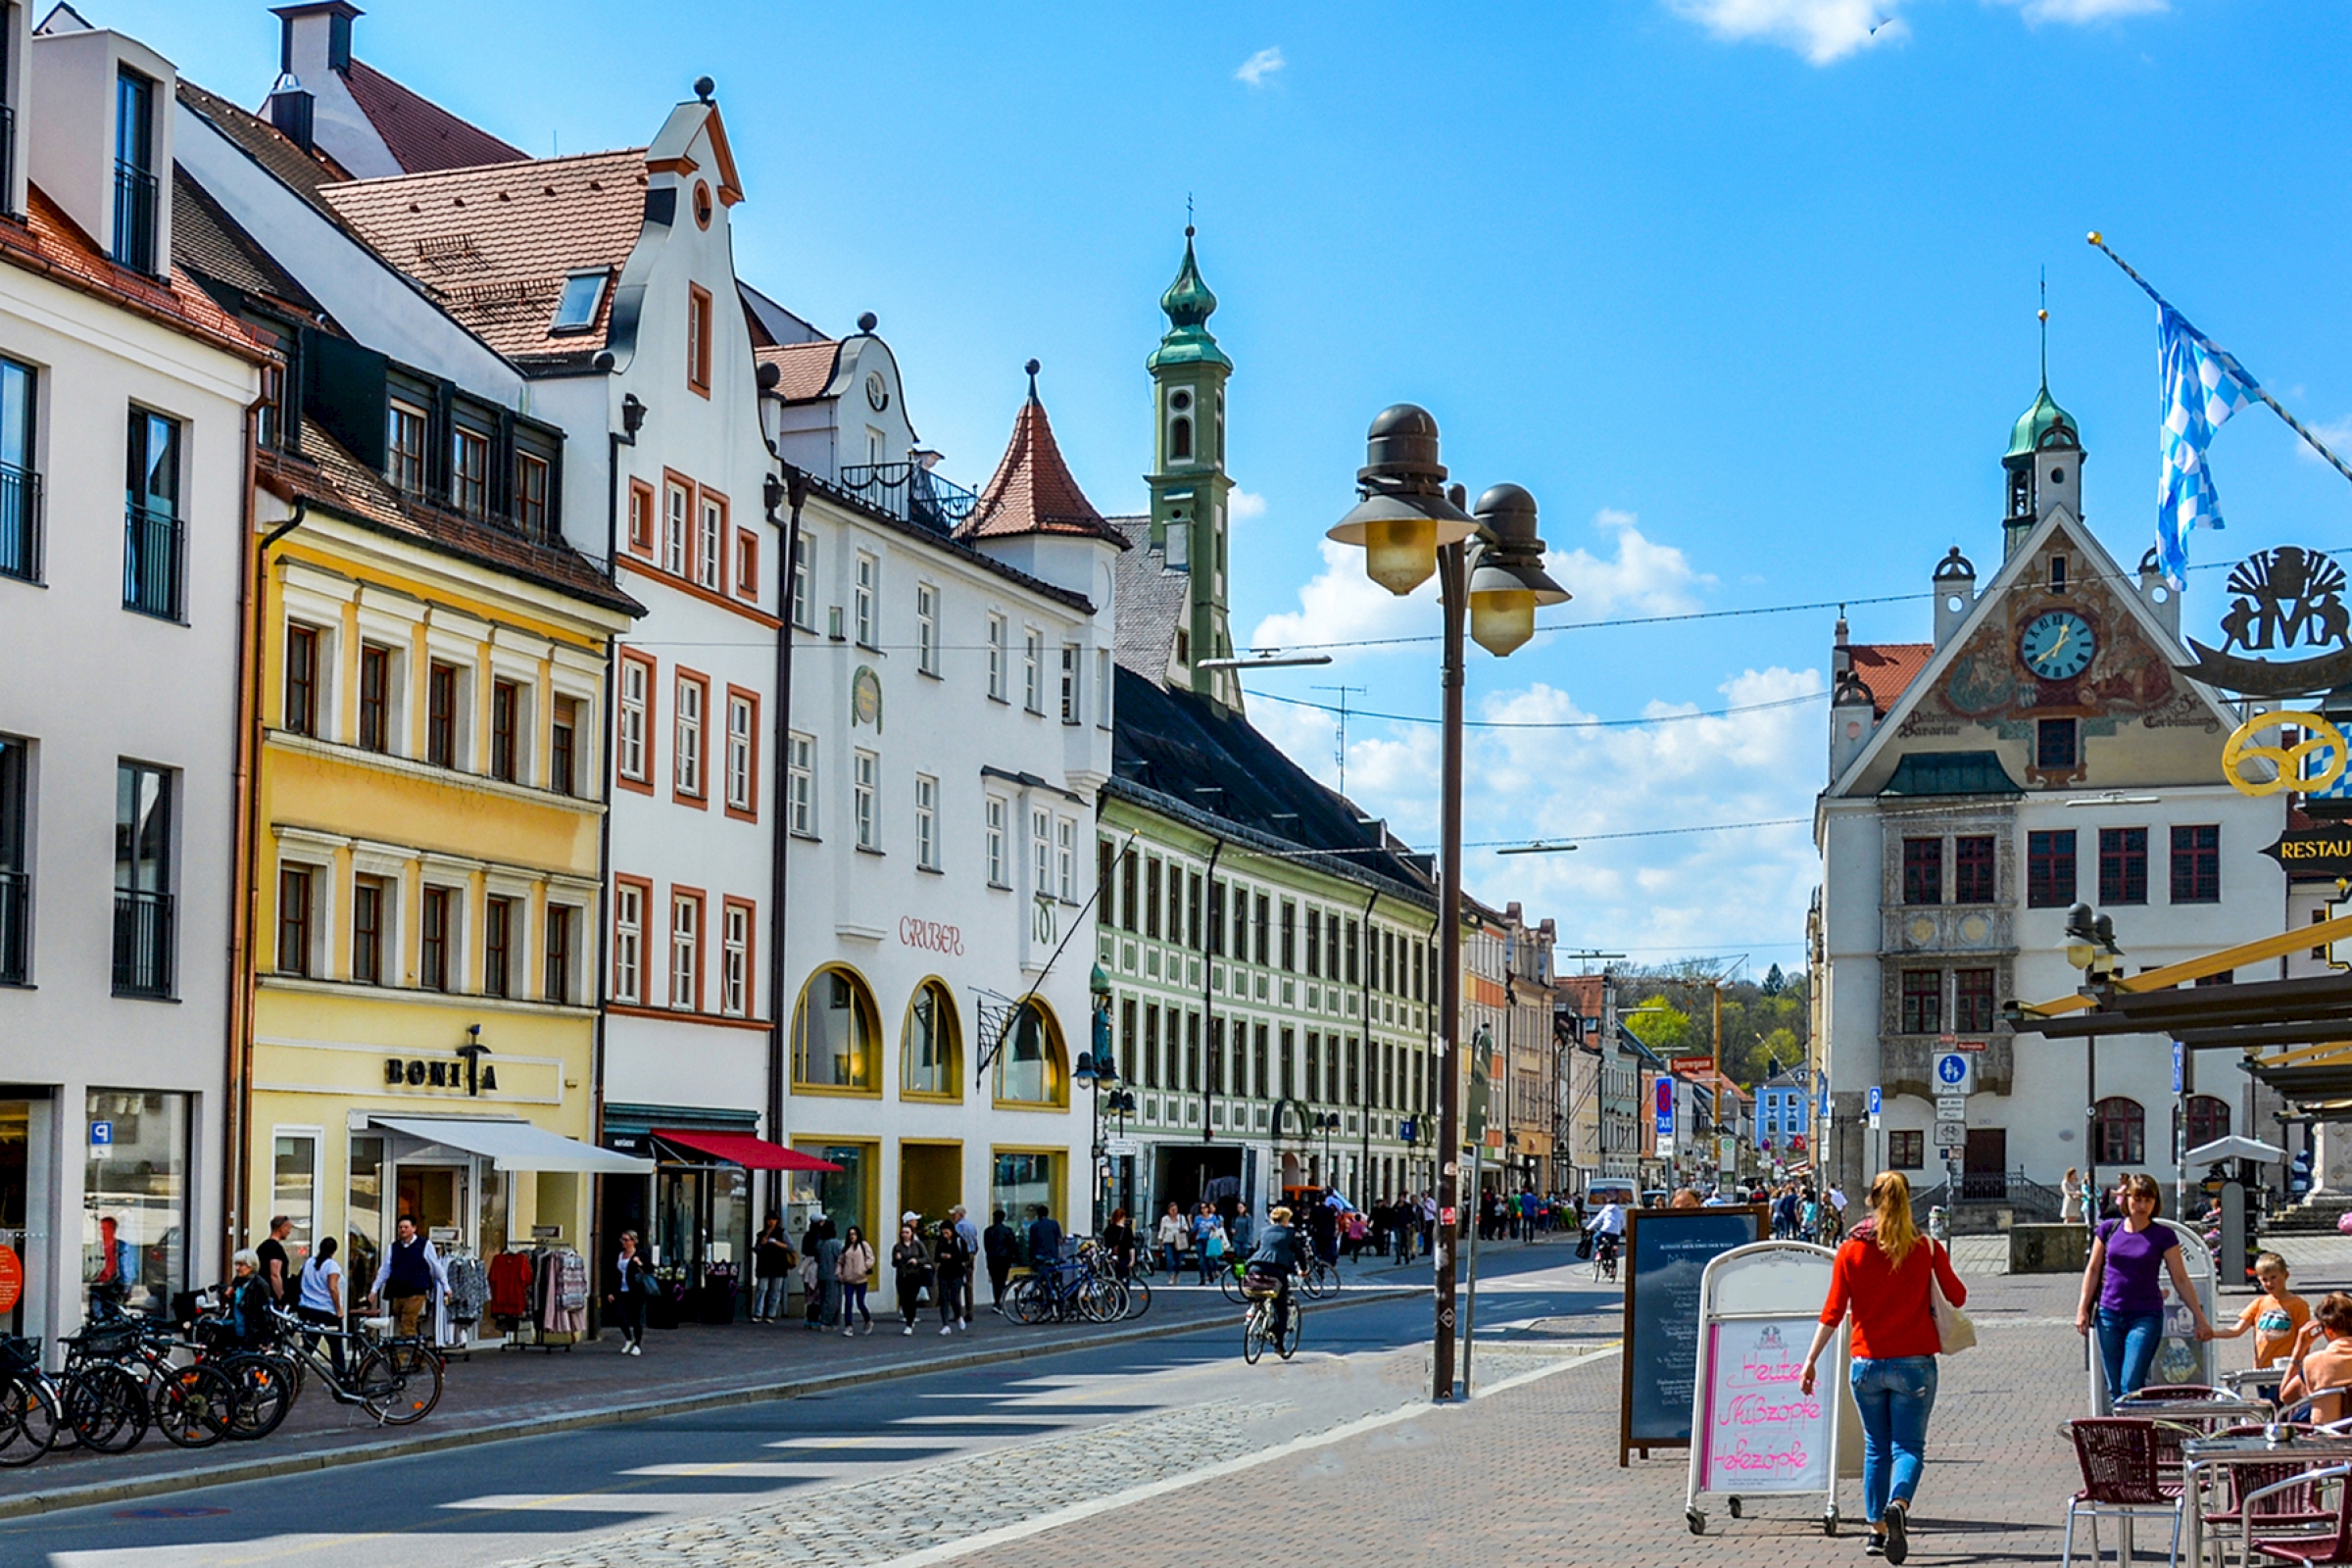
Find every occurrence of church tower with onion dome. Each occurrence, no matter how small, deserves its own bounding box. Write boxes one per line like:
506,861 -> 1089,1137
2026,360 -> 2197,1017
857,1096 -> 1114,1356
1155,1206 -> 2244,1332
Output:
1144,226 -> 1239,708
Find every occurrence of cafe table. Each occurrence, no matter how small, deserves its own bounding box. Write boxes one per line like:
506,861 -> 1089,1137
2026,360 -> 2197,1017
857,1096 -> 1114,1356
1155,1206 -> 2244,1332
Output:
2179,1431 -> 2352,1568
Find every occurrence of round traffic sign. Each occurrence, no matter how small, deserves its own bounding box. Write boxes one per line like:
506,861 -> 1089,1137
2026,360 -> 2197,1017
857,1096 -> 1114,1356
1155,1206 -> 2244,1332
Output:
0,1245 -> 21,1314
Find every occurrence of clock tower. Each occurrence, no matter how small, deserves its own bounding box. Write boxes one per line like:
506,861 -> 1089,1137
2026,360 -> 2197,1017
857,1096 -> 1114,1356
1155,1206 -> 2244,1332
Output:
1145,226 -> 1238,707
2001,320 -> 2084,561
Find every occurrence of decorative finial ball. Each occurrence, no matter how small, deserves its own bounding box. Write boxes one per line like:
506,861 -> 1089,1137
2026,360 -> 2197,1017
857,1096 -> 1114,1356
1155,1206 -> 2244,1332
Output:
858,311 -> 878,333
2086,230 -> 2102,245
2038,309 -> 2048,321
1025,358 -> 1042,377
1186,224 -> 1196,239
693,75 -> 715,103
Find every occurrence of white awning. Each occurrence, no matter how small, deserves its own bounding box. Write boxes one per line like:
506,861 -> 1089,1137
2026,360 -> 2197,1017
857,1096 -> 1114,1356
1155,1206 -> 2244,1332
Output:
370,1116 -> 652,1174
2183,1135 -> 2288,1165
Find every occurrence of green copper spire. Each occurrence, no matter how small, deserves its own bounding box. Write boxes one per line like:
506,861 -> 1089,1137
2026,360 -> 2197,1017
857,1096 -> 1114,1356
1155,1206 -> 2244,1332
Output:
1147,227 -> 1233,372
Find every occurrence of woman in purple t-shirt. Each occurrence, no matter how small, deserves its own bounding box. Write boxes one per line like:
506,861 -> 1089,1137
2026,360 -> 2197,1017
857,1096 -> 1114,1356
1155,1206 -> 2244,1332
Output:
2076,1172 -> 2216,1399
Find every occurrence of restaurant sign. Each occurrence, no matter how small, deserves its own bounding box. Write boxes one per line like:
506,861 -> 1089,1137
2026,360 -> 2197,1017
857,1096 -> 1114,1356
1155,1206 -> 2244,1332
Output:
2261,827 -> 2352,879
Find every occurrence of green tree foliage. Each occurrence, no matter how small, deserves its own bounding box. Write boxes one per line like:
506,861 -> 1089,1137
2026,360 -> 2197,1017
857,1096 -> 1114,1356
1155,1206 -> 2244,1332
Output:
1614,965 -> 1810,1090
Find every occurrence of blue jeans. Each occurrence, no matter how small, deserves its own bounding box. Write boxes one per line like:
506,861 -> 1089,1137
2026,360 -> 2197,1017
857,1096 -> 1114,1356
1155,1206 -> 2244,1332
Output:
2096,1308 -> 2166,1401
1850,1355 -> 1938,1523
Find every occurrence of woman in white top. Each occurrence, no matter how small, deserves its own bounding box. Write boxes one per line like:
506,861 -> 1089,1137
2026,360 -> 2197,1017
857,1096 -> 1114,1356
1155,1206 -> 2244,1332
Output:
1155,1202 -> 1190,1279
2060,1167 -> 2086,1225
297,1235 -> 346,1376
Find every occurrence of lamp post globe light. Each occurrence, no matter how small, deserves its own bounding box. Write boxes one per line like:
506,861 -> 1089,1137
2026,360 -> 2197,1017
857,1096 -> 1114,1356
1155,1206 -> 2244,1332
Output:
1077,963 -> 1119,1233
1325,404 -> 1569,1403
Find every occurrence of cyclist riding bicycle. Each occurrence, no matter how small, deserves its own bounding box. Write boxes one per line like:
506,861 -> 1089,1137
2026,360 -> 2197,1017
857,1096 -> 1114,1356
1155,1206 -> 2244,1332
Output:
1242,1203 -> 1306,1334
1587,1200 -> 1627,1276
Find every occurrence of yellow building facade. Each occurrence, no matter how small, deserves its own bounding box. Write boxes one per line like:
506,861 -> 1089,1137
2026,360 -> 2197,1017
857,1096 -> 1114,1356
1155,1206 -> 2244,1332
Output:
240,435 -> 643,1309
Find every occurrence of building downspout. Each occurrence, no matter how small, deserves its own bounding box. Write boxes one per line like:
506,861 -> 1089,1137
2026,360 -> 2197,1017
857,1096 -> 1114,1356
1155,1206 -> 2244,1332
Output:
1359,888 -> 1376,1197
1199,840 -> 1223,1151
764,466 -> 806,1216
589,422 -> 634,1310
230,434 -> 305,1274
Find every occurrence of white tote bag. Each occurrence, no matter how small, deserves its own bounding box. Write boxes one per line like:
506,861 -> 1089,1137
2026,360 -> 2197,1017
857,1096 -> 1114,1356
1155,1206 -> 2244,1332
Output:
1930,1241 -> 1977,1354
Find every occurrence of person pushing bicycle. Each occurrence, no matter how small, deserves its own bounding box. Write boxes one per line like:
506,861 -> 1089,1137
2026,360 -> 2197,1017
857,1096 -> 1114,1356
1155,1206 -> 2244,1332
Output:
1242,1204 -> 1306,1337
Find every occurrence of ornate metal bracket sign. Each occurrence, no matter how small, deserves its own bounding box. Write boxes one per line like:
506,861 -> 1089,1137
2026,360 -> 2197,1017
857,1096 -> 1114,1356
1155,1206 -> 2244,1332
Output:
2178,547 -> 2352,697
2260,826 -> 2352,879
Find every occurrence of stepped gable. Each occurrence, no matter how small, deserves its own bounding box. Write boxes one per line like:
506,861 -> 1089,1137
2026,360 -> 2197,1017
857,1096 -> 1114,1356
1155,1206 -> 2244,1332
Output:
318,148 -> 648,361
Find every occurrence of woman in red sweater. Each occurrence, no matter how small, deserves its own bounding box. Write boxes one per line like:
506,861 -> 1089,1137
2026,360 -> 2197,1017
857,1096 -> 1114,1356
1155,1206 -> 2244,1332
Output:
1798,1171 -> 1965,1564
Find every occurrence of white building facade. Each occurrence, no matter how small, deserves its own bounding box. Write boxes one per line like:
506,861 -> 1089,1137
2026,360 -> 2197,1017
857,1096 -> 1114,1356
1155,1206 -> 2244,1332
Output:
0,10 -> 270,1343
1815,378 -> 2282,1213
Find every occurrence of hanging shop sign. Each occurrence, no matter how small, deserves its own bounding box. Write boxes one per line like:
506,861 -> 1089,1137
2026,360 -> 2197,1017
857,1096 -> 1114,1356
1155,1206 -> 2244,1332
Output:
2261,827 -> 2352,879
2179,547 -> 2352,697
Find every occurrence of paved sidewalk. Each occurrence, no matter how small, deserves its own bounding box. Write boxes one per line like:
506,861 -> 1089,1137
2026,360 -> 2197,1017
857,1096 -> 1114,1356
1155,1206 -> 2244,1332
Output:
0,1250 -> 1428,1512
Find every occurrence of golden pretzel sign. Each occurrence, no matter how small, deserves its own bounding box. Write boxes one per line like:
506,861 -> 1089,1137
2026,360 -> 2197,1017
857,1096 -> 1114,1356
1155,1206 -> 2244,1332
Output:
2222,710 -> 2347,797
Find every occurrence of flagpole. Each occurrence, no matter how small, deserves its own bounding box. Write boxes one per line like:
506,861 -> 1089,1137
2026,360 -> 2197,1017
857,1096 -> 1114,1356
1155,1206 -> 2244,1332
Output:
2089,230 -> 2352,489
2097,231 -> 2352,491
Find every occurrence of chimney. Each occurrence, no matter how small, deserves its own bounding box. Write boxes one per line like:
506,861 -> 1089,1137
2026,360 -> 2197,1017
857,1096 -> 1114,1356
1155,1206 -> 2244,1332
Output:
268,83 -> 315,151
1932,546 -> 1976,649
274,2 -> 359,78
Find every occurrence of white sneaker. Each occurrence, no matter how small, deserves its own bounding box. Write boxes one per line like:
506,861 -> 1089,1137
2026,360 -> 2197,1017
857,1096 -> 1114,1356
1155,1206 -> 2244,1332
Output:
903,1325 -> 913,1335
940,1324 -> 954,1335
843,1327 -> 855,1337
958,1319 -> 970,1332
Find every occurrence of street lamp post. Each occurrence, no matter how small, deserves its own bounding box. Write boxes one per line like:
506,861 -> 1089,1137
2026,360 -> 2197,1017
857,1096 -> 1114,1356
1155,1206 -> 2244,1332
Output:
1326,406 -> 1568,1404
1314,1111 -> 1342,1190
1074,963 -> 1120,1234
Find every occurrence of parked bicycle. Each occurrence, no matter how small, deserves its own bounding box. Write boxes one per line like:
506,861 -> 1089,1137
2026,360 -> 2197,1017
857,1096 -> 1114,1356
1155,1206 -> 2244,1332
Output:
1004,1258 -> 1125,1325
263,1305 -> 443,1426
1072,1239 -> 1151,1320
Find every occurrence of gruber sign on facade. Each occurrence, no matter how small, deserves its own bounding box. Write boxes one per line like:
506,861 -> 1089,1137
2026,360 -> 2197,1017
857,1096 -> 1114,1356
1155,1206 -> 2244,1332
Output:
898,916 -> 964,956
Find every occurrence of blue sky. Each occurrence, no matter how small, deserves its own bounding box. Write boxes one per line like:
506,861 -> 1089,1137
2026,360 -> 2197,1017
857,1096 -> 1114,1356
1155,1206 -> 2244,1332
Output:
107,0 -> 2352,970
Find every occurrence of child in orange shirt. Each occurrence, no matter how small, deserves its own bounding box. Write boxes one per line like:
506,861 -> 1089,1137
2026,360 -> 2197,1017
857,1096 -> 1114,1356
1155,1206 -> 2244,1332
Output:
2215,1252 -> 2312,1371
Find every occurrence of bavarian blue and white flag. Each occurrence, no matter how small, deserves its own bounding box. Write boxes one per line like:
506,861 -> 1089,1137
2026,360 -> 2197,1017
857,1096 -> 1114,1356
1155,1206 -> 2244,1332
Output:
2156,303 -> 2260,586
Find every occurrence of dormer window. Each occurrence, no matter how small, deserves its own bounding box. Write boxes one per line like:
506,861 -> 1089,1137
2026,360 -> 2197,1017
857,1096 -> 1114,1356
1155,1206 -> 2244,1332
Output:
113,68 -> 157,272
549,270 -> 608,335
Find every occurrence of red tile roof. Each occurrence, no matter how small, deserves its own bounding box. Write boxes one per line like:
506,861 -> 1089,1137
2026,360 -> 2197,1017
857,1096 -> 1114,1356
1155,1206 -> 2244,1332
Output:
958,389 -> 1128,548
258,432 -> 642,616
0,186 -> 274,366
341,59 -> 527,174
318,149 -> 648,360
1848,641 -> 1935,718
754,340 -> 840,402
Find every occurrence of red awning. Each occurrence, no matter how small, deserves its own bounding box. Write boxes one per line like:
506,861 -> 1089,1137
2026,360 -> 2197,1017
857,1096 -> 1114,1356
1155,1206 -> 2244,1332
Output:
652,1130 -> 842,1172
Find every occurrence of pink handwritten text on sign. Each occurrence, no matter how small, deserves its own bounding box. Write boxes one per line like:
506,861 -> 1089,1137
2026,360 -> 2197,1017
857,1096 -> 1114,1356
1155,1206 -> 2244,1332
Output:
1699,1318 -> 1832,1494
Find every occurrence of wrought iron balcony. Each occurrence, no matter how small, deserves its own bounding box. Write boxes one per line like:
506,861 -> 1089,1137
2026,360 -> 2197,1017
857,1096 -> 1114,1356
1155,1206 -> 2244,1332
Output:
836,463 -> 978,534
0,462 -> 39,584
112,161 -> 157,272
0,870 -> 24,984
122,502 -> 181,618
112,888 -> 172,997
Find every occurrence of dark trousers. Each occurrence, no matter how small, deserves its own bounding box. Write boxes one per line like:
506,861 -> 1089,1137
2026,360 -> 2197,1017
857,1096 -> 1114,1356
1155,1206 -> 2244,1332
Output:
613,1291 -> 644,1348
297,1304 -> 345,1377
899,1276 -> 925,1326
939,1265 -> 966,1323
987,1260 -> 1010,1306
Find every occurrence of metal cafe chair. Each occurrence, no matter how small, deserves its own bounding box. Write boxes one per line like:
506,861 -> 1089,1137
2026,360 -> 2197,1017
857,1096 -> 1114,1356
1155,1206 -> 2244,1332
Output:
2066,1418 -> 2190,1568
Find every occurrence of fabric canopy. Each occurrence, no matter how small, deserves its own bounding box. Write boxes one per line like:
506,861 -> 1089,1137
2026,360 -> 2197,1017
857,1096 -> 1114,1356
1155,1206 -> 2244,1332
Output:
2183,1134 -> 2288,1165
654,1130 -> 841,1172
372,1116 -> 652,1174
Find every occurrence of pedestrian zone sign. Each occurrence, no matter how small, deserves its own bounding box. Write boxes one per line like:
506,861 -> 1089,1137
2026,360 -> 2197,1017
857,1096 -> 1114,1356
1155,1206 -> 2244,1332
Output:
1934,1053 -> 1972,1096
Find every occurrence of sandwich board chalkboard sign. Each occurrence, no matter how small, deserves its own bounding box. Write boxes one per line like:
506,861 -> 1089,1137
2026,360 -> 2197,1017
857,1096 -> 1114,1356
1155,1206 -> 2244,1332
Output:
1619,1204 -> 1766,1466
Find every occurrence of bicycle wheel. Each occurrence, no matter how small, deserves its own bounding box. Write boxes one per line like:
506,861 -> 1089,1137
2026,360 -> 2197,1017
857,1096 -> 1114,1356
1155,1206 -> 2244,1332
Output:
1079,1279 -> 1125,1324
1242,1306 -> 1266,1366
221,1353 -> 293,1440
1003,1277 -> 1048,1326
0,1378 -> 31,1468
1121,1276 -> 1152,1319
3,1377 -> 65,1461
356,1347 -> 441,1425
1277,1302 -> 1301,1360
152,1364 -> 235,1449
66,1363 -> 149,1453
1217,1264 -> 1246,1304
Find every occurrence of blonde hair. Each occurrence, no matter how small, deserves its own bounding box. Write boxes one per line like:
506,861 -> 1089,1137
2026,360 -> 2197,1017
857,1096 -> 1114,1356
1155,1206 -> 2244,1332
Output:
1868,1172 -> 1921,1269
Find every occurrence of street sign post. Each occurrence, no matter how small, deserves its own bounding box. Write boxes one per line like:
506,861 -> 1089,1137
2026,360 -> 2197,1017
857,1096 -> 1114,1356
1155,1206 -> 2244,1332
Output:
1865,1086 -> 1882,1130
1934,1053 -> 1973,1096
1935,1096 -> 1968,1120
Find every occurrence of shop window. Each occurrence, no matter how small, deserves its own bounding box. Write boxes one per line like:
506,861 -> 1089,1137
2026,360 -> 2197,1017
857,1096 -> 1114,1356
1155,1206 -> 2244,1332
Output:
903,980 -> 960,1099
2095,1097 -> 2145,1165
272,1132 -> 318,1260
995,1000 -> 1067,1106
346,1133 -> 384,1300
85,1090 -> 188,1315
793,966 -> 880,1092
991,1151 -> 1062,1240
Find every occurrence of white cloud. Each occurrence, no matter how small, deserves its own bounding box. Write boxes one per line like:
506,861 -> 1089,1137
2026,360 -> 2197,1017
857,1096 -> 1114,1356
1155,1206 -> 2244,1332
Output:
1665,0 -> 1906,65
1594,507 -> 1639,530
1247,514 -> 1709,656
1998,0 -> 2165,21
1229,488 -> 1268,521
1235,47 -> 1286,86
1252,664 -> 1829,960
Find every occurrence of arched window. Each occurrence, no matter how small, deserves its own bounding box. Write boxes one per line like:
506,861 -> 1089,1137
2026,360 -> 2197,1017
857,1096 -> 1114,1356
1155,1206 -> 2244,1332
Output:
994,999 -> 1066,1107
792,966 -> 879,1092
1168,414 -> 1192,463
902,979 -> 960,1100
2175,1094 -> 2230,1156
2094,1096 -> 2144,1165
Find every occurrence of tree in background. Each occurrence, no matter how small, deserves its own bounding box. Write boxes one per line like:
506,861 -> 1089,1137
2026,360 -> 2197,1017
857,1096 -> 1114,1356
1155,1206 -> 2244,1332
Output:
1613,965 -> 1810,1090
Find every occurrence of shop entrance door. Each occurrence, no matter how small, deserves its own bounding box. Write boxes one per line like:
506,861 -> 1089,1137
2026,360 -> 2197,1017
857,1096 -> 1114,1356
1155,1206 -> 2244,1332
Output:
899,1143 -> 960,1228
0,1099 -> 47,1341
396,1164 -> 467,1242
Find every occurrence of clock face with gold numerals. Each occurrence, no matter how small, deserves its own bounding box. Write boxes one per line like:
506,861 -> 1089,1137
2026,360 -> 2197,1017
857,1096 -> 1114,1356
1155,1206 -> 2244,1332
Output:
2020,610 -> 2095,680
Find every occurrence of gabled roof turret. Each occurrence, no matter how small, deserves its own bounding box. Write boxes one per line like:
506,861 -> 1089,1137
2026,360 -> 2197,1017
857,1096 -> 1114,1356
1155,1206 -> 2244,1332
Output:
956,361 -> 1130,548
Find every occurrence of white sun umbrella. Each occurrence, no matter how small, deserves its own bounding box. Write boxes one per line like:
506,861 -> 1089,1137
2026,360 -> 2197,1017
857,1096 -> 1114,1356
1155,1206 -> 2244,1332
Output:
2182,1135 -> 2288,1165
